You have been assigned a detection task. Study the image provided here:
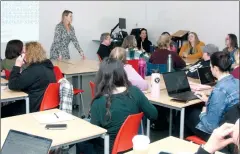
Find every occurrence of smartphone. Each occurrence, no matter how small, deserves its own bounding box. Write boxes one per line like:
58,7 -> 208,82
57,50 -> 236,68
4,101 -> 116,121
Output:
45,124 -> 67,130
158,152 -> 171,154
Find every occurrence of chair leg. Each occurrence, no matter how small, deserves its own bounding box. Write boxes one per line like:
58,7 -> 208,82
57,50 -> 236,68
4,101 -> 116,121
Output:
80,93 -> 86,117
141,120 -> 144,135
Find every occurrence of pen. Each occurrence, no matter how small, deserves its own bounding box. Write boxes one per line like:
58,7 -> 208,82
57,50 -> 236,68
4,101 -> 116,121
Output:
54,113 -> 59,119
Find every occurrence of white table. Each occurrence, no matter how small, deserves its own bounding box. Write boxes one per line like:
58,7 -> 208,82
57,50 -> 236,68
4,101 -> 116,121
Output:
1,88 -> 29,113
1,78 -> 8,85
144,76 -> 211,139
1,109 -> 110,154
125,136 -> 223,154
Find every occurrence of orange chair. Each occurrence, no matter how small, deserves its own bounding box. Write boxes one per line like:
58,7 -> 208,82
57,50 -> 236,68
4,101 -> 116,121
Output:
89,81 -> 95,99
40,83 -> 60,111
126,59 -> 139,73
186,136 -> 206,145
4,69 -> 10,80
53,66 -> 85,114
112,112 -> 144,154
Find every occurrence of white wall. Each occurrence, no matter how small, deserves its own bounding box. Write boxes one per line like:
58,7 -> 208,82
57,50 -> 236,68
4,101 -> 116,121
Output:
1,1 -> 239,59
39,1 -> 147,60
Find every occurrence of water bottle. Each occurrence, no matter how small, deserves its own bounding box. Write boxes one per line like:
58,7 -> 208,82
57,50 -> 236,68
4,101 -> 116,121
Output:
151,71 -> 160,98
167,54 -> 173,72
138,58 -> 146,79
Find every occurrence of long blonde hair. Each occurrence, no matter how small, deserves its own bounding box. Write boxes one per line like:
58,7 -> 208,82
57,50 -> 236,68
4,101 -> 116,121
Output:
109,47 -> 127,64
61,10 -> 72,25
188,32 -> 200,47
25,42 -> 47,64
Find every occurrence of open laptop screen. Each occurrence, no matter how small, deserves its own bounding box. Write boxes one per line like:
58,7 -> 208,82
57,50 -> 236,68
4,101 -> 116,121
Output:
163,71 -> 191,95
1,129 -> 52,154
198,67 -> 215,84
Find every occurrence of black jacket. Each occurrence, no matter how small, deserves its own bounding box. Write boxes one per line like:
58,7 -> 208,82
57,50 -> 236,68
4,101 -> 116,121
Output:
97,44 -> 111,60
137,39 -> 152,53
8,59 -> 56,112
186,59 -> 210,79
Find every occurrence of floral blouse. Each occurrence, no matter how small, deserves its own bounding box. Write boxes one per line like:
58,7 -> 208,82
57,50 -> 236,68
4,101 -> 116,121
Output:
50,22 -> 83,60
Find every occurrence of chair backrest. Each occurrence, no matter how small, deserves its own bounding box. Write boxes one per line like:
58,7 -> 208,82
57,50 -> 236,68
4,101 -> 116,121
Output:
89,81 -> 95,99
146,62 -> 167,75
4,69 -> 11,80
40,83 -> 60,111
112,112 -> 144,154
126,59 -> 139,73
53,66 -> 64,82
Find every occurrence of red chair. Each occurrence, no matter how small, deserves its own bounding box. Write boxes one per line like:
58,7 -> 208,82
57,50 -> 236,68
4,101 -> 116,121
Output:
53,66 -> 85,115
53,66 -> 64,82
186,136 -> 206,145
112,112 -> 144,154
126,59 -> 139,73
4,69 -> 10,80
89,81 -> 95,99
40,83 -> 60,111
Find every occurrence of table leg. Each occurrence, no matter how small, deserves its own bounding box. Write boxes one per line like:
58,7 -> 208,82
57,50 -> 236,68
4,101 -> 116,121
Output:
104,134 -> 110,154
25,97 -> 30,113
180,108 -> 185,139
147,119 -> 150,138
169,109 -> 172,136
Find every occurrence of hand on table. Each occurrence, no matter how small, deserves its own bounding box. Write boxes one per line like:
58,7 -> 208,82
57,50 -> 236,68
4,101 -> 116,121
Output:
203,123 -> 234,154
194,91 -> 209,103
80,52 -> 85,60
183,52 -> 188,58
58,55 -> 62,61
15,53 -> 26,67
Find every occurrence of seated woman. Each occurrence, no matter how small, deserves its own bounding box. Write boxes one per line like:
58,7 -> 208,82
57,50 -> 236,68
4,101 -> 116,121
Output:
179,32 -> 205,59
161,32 -> 178,52
2,42 -> 56,117
110,47 -> 148,91
149,34 -> 186,69
122,35 -> 149,60
223,34 -> 238,64
231,48 -> 239,79
1,40 -> 27,76
136,28 -> 152,53
196,119 -> 239,154
77,58 -> 158,153
185,51 -> 239,141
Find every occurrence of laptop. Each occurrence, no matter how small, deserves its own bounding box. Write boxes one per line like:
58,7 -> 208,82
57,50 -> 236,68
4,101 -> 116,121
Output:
1,129 -> 52,154
197,67 -> 216,86
162,71 -> 198,102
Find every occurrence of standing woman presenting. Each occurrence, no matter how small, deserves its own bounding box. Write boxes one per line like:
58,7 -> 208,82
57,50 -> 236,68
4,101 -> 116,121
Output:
50,10 -> 84,60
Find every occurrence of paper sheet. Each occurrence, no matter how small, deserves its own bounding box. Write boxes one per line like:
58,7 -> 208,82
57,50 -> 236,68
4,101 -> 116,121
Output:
33,111 -> 75,124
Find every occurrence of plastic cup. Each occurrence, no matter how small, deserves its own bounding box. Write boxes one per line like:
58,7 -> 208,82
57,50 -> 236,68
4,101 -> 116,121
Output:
132,135 -> 150,154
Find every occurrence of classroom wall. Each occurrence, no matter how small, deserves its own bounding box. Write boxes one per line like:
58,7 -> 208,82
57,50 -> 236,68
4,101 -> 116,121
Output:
1,1 -> 239,59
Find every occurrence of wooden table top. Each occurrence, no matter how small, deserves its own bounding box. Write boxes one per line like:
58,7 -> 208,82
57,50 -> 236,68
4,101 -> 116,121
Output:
171,30 -> 189,38
125,136 -> 223,154
144,75 -> 211,108
51,59 -> 99,75
1,88 -> 28,100
1,109 -> 107,148
1,78 -> 8,85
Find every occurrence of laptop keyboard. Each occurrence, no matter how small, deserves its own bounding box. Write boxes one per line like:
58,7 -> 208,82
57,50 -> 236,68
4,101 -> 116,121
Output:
172,91 -> 198,101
